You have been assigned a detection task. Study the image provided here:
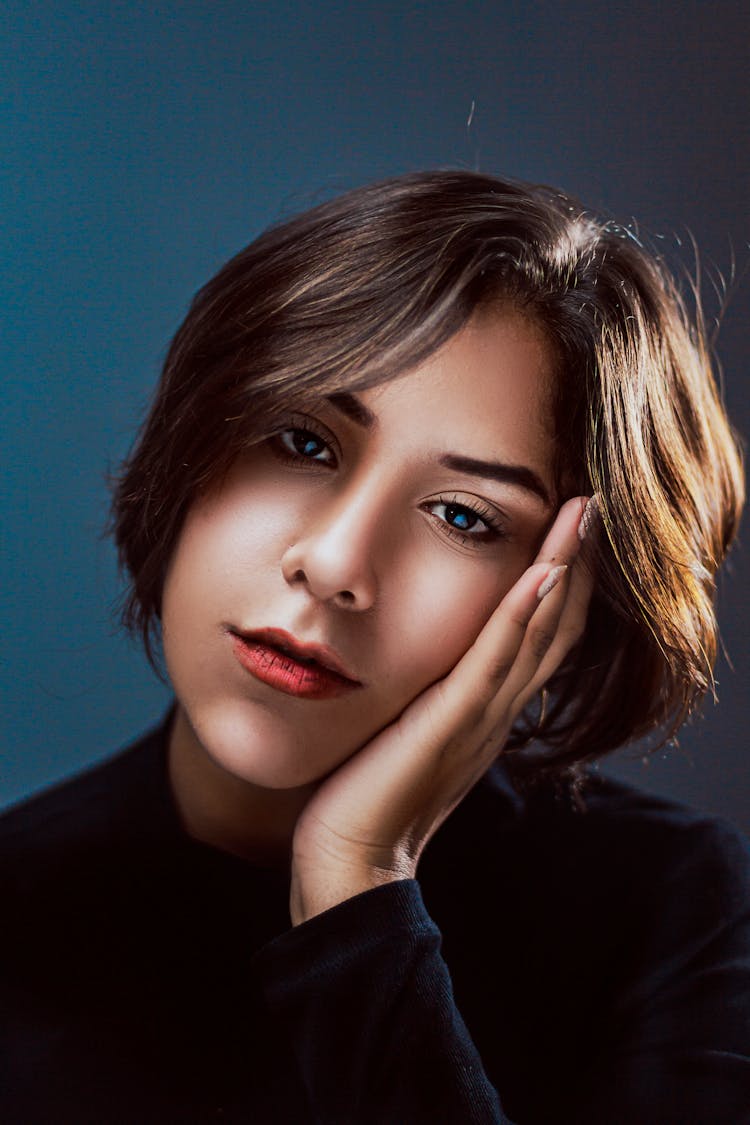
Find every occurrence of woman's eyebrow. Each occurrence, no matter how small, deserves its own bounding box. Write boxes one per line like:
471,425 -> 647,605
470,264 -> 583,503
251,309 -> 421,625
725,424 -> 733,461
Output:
438,454 -> 551,506
326,392 -> 377,430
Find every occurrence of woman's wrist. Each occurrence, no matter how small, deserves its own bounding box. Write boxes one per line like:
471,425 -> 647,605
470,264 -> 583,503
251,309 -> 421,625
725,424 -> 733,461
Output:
289,859 -> 415,926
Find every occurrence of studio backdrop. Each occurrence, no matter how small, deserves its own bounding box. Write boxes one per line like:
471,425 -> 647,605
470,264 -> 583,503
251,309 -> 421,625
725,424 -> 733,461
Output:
2,0 -> 748,833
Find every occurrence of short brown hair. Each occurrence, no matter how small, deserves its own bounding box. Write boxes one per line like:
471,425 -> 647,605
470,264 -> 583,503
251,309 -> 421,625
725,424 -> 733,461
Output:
107,170 -> 744,777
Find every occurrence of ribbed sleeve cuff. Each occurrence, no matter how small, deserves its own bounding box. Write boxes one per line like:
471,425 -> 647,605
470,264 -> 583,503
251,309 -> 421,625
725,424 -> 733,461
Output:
251,878 -> 439,987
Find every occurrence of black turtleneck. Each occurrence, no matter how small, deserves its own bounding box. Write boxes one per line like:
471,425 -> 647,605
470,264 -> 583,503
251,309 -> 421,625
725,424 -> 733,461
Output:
2,707 -> 749,1123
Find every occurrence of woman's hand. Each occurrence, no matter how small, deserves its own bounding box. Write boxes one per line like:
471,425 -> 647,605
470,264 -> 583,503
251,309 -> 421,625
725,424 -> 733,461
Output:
289,495 -> 597,925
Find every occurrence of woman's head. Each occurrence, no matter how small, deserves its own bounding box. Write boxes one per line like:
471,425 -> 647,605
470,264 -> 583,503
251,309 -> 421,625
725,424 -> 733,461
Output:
158,306 -> 562,791
108,169 -> 744,777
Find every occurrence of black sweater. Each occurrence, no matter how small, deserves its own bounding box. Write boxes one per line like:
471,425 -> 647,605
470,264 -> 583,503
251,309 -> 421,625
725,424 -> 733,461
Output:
2,707 -> 749,1123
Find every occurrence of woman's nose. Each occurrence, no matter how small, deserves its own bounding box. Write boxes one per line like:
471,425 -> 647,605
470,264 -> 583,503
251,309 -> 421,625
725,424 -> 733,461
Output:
280,485 -> 382,610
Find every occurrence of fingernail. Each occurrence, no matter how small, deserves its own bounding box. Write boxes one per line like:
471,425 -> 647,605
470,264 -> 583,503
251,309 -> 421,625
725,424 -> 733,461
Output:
537,564 -> 568,600
577,494 -> 600,541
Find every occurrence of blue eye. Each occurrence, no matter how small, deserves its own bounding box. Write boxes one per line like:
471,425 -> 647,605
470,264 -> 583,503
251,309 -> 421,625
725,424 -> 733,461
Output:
444,503 -> 478,531
427,497 -> 509,546
276,426 -> 336,465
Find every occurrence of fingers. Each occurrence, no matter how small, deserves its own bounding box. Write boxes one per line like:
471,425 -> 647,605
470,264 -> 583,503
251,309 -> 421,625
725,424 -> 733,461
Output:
524,535 -> 596,697
534,493 -> 590,566
454,495 -> 595,725
429,494 -> 597,763
447,560 -> 561,714
509,547 -> 595,714
501,494 -> 598,715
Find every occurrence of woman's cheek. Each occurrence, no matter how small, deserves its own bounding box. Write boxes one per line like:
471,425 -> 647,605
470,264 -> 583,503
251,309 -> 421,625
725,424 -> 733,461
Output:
389,551 -> 526,691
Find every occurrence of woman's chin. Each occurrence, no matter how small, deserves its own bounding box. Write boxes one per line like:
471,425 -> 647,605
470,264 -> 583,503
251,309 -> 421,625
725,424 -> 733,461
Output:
178,697 -> 360,792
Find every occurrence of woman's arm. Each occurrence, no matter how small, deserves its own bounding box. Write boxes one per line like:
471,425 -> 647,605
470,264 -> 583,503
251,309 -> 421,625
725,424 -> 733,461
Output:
249,496 -> 590,1122
253,879 -> 514,1123
249,489 -> 749,1121
252,815 -> 750,1124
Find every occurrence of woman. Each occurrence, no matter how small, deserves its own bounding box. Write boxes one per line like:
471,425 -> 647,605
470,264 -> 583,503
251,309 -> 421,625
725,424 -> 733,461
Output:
3,170 -> 748,1122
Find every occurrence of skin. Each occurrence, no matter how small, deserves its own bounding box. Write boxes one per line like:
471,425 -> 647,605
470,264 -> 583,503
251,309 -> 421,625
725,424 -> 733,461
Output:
162,303 -> 595,921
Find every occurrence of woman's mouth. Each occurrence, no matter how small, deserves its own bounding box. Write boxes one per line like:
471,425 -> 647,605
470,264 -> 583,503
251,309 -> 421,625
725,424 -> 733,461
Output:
229,631 -> 363,700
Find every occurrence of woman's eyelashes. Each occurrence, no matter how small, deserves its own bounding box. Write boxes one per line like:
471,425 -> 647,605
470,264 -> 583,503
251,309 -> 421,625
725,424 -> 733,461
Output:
270,422 -> 511,547
423,497 -> 510,545
272,417 -> 338,466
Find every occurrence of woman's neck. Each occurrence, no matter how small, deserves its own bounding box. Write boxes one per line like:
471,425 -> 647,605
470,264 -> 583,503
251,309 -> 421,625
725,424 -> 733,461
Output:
166,706 -> 316,869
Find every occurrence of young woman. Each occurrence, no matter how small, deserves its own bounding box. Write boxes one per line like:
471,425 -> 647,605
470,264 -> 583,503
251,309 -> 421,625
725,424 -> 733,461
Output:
3,170 -> 748,1123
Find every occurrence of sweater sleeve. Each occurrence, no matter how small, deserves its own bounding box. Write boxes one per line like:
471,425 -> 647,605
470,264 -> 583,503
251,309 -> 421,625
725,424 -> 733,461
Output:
251,817 -> 750,1124
251,878 -> 512,1123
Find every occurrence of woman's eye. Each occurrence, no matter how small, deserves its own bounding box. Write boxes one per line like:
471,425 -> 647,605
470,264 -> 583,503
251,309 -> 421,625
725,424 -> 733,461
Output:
441,503 -> 481,532
427,499 -> 507,544
276,427 -> 336,465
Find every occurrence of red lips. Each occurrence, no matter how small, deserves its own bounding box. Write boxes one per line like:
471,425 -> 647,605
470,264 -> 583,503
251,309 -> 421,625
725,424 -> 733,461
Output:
229,627 -> 363,700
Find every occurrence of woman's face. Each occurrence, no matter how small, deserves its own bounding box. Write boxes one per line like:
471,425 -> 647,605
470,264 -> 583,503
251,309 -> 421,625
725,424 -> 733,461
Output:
162,305 -> 558,791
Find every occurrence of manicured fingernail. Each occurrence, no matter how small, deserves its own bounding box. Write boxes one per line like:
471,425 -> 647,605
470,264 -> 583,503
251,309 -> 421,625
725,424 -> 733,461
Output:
577,494 -> 600,541
537,564 -> 568,600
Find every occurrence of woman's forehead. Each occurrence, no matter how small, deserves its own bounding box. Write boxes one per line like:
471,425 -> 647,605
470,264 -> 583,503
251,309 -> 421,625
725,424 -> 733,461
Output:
353,308 -> 556,482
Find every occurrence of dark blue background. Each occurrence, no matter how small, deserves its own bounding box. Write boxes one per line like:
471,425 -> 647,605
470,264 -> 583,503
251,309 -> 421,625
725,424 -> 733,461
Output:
2,2 -> 748,833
